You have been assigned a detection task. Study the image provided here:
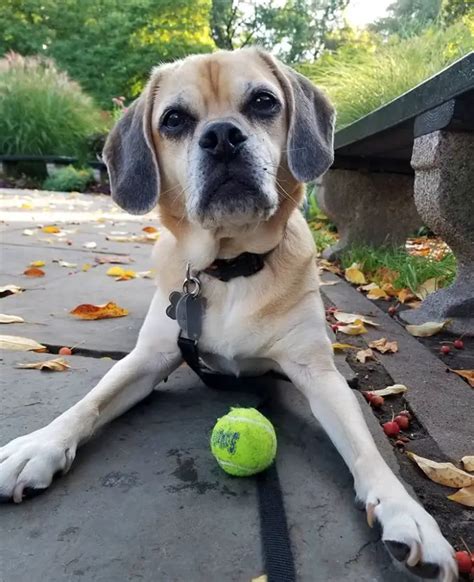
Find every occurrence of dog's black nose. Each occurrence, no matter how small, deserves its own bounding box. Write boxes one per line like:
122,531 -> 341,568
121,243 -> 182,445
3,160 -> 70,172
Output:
199,122 -> 248,161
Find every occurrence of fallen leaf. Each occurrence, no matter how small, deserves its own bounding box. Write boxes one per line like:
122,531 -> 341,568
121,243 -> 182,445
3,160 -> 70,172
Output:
23,267 -> 45,277
16,356 -> 70,371
82,263 -> 92,272
20,202 -> 33,210
83,241 -> 97,249
345,263 -> 367,285
381,283 -> 398,297
318,259 -> 341,275
142,226 -> 158,233
56,260 -> 77,268
332,342 -> 356,351
366,286 -> 389,300
41,225 -> 60,234
251,576 -> 268,582
0,335 -> 46,352
320,279 -> 339,286
448,485 -> 474,507
356,348 -> 375,363
22,228 -> 35,236
94,255 -> 134,265
397,288 -> 416,304
374,267 -> 398,285
407,452 -> 474,488
449,369 -> 474,388
0,284 -> 23,298
105,233 -> 157,243
371,384 -> 408,397
334,312 -> 379,327
337,320 -> 367,335
360,282 -> 379,292
29,260 -> 45,267
368,338 -> 398,354
106,266 -> 126,277
405,321 -> 448,337
70,301 -> 129,320
461,456 -> 474,472
415,278 -> 439,300
0,314 -> 25,324
136,270 -> 155,279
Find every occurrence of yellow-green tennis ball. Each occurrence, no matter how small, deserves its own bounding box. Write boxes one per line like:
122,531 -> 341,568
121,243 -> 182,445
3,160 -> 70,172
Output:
211,408 -> 277,477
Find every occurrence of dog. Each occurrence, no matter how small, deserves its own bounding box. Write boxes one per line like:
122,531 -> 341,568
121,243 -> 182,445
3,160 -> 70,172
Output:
0,48 -> 457,581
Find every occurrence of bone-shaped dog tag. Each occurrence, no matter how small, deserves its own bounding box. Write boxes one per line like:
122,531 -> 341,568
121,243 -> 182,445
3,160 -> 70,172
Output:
175,294 -> 205,341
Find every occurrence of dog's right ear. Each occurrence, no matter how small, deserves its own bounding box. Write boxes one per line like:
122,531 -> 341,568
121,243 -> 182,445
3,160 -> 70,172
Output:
103,81 -> 160,215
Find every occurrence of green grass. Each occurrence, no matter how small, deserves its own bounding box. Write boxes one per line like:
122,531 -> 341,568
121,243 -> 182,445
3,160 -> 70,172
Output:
299,17 -> 474,128
340,245 -> 457,293
43,165 -> 95,192
0,54 -> 107,157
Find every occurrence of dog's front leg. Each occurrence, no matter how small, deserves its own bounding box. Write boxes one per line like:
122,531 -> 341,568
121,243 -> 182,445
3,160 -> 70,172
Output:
278,331 -> 456,581
0,291 -> 181,503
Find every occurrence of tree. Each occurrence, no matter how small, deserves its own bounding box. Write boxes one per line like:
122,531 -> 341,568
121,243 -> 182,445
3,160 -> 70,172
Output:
371,0 -> 443,38
441,0 -> 474,25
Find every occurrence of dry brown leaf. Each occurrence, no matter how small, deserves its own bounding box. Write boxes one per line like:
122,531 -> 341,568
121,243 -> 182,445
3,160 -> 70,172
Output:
368,338 -> 398,354
0,284 -> 23,298
407,452 -> 474,488
415,278 -> 439,300
356,348 -> 375,363
345,263 -> 367,285
332,342 -> 356,351
16,356 -> 70,372
318,259 -> 342,275
41,225 -> 60,234
334,312 -> 379,327
366,286 -> 389,300
461,456 -> 474,472
405,321 -> 448,337
448,485 -> 474,507
381,283 -> 398,297
397,288 -> 416,304
95,255 -> 134,265
70,301 -> 129,320
449,369 -> 474,388
337,320 -> 367,335
30,260 -> 46,267
105,233 -> 158,244
371,384 -> 408,397
142,226 -> 158,233
0,335 -> 46,352
0,314 -> 25,324
374,267 -> 398,285
23,267 -> 45,277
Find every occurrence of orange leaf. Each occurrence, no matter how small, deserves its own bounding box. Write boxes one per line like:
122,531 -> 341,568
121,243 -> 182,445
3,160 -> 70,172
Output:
41,225 -> 60,234
142,226 -> 158,233
24,267 -> 45,277
449,369 -> 474,388
70,301 -> 129,320
397,288 -> 415,304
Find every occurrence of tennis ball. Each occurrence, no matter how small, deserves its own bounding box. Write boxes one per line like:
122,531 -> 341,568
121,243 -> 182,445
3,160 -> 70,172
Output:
210,408 -> 277,476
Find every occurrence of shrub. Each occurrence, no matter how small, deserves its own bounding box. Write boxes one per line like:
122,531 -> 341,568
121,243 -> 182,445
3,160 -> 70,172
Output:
0,53 -> 108,157
299,17 -> 474,128
43,166 -> 94,192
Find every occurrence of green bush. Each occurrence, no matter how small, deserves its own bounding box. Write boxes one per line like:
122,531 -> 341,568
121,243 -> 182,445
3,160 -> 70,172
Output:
43,166 -> 94,192
299,16 -> 474,129
0,53 -> 107,157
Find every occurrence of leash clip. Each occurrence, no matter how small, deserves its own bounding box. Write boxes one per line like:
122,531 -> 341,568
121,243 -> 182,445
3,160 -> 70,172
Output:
183,263 -> 201,297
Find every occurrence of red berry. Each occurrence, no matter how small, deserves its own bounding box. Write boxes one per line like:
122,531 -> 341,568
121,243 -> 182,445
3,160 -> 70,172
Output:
383,421 -> 400,437
370,395 -> 384,408
59,346 -> 72,355
455,551 -> 471,574
453,339 -> 464,350
363,391 -> 374,402
394,415 -> 410,430
388,306 -> 397,316
440,345 -> 451,355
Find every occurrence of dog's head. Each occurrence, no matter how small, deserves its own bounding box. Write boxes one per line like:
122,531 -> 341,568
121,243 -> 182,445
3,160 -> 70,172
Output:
103,48 -> 335,230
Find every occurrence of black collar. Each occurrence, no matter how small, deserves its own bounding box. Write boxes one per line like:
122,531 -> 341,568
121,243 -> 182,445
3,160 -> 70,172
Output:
203,250 -> 273,282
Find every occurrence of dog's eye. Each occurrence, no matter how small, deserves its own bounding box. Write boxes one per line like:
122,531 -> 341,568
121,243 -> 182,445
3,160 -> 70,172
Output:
162,109 -> 191,130
249,92 -> 278,115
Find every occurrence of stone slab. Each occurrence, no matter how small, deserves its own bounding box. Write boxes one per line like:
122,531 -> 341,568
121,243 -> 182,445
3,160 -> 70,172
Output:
319,272 -> 474,461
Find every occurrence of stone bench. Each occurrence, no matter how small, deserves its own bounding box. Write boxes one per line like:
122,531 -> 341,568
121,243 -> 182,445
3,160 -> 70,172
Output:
316,51 -> 474,335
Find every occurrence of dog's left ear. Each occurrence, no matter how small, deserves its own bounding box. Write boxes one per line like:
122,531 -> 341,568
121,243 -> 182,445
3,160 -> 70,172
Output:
258,50 -> 336,182
102,78 -> 160,215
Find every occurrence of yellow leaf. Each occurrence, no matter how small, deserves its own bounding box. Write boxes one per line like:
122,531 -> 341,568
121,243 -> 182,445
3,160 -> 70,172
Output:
21,202 -> 33,210
368,338 -> 398,353
251,576 -> 268,582
337,320 -> 367,335
334,312 -> 379,327
407,452 -> 474,488
0,314 -> 25,324
23,267 -> 45,278
16,357 -> 70,372
70,301 -> 128,320
41,225 -> 60,234
30,260 -> 45,267
0,284 -> 23,298
344,263 -> 367,285
450,369 -> 474,388
82,263 -> 92,272
461,456 -> 474,472
448,485 -> 474,507
366,286 -> 389,300
106,266 -> 126,277
397,288 -> 416,304
0,335 -> 46,352
405,321 -> 448,337
332,342 -> 356,351
415,278 -> 439,300
371,384 -> 408,397
356,348 -> 375,363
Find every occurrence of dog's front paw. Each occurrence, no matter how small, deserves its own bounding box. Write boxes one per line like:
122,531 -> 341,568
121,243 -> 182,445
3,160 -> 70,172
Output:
0,428 -> 76,503
365,492 -> 457,581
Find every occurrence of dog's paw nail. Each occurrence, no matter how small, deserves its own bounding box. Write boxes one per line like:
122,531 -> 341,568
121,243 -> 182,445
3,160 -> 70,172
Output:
366,501 -> 378,528
13,481 -> 26,504
385,540 -> 410,562
407,541 -> 422,567
407,562 -> 440,579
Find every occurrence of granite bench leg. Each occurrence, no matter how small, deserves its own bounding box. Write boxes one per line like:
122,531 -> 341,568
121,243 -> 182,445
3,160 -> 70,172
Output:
315,169 -> 421,260
401,130 -> 474,335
